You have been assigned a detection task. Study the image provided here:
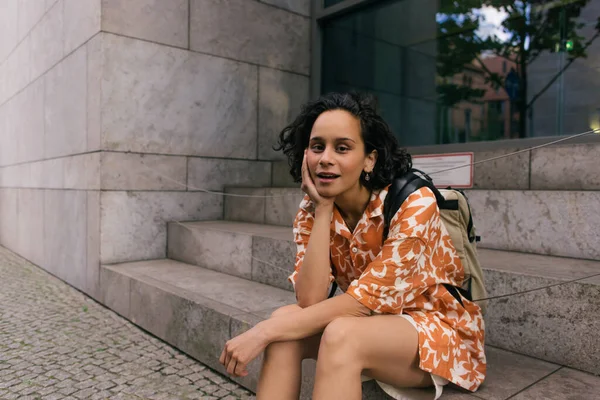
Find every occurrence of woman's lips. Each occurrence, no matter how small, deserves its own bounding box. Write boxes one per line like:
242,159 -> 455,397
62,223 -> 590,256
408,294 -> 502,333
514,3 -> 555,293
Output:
316,174 -> 339,183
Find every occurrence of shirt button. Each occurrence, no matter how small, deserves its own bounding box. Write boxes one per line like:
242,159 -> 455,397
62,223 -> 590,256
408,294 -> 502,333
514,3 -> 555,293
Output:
352,247 -> 358,253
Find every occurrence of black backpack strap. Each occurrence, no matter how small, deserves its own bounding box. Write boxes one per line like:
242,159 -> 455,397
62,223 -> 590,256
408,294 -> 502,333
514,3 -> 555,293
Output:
328,254 -> 337,298
383,170 -> 445,241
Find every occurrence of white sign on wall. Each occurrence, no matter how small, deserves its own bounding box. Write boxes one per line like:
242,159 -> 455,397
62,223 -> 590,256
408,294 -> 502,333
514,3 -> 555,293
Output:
412,152 -> 474,188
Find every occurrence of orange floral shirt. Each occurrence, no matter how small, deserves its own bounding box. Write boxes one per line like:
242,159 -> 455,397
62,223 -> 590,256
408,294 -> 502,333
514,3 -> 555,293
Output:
288,186 -> 486,391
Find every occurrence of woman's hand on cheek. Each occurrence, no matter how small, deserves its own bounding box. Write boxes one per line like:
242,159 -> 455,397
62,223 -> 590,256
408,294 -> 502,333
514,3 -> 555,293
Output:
301,149 -> 335,209
219,325 -> 269,378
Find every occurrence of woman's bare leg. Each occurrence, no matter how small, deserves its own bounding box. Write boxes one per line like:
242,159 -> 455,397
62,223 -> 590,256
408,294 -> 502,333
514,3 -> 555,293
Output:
312,315 -> 432,400
256,304 -> 321,400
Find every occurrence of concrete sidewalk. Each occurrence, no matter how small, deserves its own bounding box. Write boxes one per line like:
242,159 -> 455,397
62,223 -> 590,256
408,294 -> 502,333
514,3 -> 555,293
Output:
0,246 -> 254,400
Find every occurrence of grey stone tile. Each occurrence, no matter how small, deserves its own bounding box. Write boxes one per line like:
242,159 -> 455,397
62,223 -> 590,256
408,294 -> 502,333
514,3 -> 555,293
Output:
43,190 -> 87,291
479,248 -> 600,281
0,61 -> 7,106
86,190 -> 101,300
45,0 -> 59,12
17,0 -> 47,42
129,261 -> 295,314
63,0 -> 101,55
100,191 -> 222,264
30,2 -> 63,81
531,143 -> 600,190
472,347 -> 560,400
44,46 -> 87,159
0,0 -> 18,63
264,188 -> 303,227
472,148 -> 530,190
188,158 -> 271,191
484,270 -> 600,375
258,67 -> 309,160
0,103 -> 14,167
433,388 -> 480,399
467,190 -> 600,260
127,274 -> 232,370
101,34 -> 258,159
15,79 -> 44,164
16,189 -> 45,267
100,265 -> 131,318
167,222 -> 254,279
6,35 -> 30,104
0,164 -> 19,188
272,160 -> 298,188
511,368 -> 600,400
190,0 -> 310,75
251,235 -> 295,291
260,0 -> 310,16
224,188 -> 266,224
87,34 -> 102,152
40,158 -> 65,188
102,0 -> 189,48
64,153 -> 102,190
0,189 -> 19,251
101,152 -> 187,191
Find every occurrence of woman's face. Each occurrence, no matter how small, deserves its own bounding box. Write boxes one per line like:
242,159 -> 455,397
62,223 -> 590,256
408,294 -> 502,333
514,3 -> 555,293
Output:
306,110 -> 377,198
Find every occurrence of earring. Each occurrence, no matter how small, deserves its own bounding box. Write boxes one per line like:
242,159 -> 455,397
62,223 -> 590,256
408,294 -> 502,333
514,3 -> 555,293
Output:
364,172 -> 371,181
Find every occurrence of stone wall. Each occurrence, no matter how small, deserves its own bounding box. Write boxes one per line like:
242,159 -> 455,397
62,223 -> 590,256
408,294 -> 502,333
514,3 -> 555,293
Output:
0,0 -> 310,300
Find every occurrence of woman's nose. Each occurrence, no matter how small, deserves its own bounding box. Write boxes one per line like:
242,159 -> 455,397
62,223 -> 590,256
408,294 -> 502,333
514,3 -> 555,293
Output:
319,148 -> 334,165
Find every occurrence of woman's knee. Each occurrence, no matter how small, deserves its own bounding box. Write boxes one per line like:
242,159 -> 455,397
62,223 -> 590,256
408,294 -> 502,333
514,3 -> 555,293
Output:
319,317 -> 360,363
270,303 -> 302,319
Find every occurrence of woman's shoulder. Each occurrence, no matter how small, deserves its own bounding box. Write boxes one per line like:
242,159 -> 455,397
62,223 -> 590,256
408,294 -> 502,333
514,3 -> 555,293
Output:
403,186 -> 437,207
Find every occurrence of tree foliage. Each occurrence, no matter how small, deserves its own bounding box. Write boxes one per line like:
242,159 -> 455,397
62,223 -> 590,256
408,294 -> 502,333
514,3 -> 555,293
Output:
436,0 -> 600,137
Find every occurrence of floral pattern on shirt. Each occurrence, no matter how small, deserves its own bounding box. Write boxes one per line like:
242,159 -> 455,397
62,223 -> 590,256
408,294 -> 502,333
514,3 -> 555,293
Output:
288,186 -> 486,392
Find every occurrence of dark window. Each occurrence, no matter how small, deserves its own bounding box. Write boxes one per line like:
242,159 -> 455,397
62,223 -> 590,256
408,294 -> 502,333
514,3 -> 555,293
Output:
324,0 -> 347,7
319,0 -> 600,145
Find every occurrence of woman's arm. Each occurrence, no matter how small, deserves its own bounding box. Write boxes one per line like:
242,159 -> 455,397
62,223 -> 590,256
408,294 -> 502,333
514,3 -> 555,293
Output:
293,151 -> 337,307
294,203 -> 334,307
220,294 -> 370,376
262,293 -> 370,342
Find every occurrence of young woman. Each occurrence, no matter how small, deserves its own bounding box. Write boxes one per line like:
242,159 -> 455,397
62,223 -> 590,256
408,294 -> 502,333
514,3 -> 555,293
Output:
219,92 -> 486,400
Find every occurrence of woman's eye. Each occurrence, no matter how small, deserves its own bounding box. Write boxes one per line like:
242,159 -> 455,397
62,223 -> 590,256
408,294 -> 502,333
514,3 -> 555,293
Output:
311,144 -> 324,151
337,146 -> 349,152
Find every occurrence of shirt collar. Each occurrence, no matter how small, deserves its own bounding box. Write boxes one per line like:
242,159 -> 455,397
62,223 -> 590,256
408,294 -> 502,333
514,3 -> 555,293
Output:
330,186 -> 389,237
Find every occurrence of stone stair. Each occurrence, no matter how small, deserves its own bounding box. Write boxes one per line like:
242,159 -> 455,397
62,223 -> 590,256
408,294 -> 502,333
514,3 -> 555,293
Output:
100,258 -> 600,399
100,217 -> 600,399
100,155 -> 600,398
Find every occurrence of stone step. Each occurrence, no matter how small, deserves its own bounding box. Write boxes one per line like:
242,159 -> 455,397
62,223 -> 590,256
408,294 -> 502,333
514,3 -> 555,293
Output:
167,220 -> 293,291
99,259 -> 600,399
223,187 -> 600,261
167,220 -> 600,375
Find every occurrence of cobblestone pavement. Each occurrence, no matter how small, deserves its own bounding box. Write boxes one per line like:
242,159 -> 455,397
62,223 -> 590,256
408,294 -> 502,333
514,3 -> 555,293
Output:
0,246 -> 255,400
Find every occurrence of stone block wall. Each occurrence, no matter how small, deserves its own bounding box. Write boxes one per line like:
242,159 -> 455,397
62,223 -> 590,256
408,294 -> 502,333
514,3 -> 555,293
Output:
0,0 -> 310,300
0,0 -> 103,298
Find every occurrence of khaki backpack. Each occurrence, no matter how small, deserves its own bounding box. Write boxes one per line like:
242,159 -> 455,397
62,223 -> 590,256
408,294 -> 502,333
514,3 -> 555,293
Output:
383,170 -> 488,314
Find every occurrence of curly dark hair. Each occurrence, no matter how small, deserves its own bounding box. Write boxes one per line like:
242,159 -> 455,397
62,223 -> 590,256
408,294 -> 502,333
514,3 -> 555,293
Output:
274,92 -> 412,191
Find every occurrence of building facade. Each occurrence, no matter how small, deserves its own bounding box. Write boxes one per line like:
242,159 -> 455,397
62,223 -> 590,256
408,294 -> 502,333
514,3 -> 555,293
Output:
0,0 -> 310,301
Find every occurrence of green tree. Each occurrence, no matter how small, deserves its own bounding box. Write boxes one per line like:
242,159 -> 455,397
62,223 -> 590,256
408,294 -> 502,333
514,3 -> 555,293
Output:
437,0 -> 600,138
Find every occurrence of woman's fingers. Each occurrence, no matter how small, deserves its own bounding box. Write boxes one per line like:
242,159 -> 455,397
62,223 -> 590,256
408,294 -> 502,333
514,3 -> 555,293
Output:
301,150 -> 318,197
227,355 -> 238,375
234,361 -> 248,377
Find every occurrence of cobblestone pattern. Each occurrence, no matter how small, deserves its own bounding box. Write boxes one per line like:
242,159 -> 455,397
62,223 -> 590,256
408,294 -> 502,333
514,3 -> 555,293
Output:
0,246 -> 255,400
